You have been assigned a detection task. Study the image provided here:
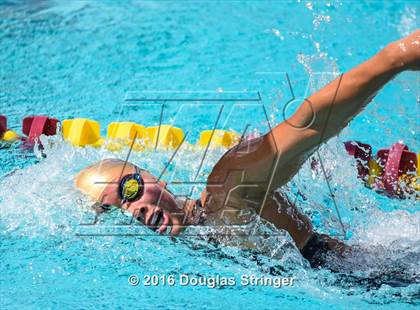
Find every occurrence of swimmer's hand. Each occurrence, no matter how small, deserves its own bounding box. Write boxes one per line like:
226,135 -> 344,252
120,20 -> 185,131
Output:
385,30 -> 420,71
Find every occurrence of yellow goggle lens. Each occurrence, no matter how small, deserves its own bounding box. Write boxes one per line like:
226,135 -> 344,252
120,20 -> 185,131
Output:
122,179 -> 140,200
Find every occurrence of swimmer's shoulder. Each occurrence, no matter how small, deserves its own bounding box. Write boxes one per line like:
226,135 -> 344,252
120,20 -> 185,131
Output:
205,134 -> 300,206
201,137 -> 275,221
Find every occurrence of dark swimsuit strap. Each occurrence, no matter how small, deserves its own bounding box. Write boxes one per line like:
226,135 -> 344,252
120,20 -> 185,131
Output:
300,233 -> 332,268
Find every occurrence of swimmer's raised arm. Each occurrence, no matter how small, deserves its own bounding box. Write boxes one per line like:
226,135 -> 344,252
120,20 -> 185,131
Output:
267,30 -> 420,185
205,31 -> 418,253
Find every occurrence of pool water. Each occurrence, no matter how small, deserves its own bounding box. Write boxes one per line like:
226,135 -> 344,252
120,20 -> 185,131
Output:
0,1 -> 419,309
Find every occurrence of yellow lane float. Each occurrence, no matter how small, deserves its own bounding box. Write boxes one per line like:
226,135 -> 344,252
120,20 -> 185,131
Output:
418,154 -> 420,180
106,122 -> 147,151
62,118 -> 104,147
198,130 -> 240,149
2,114 -> 241,151
2,130 -> 19,142
0,115 -> 19,142
146,125 -> 184,149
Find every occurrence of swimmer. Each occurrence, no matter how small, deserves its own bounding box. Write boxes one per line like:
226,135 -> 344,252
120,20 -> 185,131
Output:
75,31 -> 419,268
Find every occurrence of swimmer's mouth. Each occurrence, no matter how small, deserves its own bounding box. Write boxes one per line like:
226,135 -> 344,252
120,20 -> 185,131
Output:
149,210 -> 169,233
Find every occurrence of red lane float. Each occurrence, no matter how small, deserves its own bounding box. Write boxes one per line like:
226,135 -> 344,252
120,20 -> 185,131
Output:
22,116 -> 59,143
377,143 -> 417,196
345,141 -> 418,198
344,141 -> 372,178
0,115 -> 6,137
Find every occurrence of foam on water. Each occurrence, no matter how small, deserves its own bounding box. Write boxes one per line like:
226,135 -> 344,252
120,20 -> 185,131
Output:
1,135 -> 419,307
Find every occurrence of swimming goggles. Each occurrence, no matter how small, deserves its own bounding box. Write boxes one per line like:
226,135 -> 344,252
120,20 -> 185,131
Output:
95,166 -> 145,213
118,166 -> 145,204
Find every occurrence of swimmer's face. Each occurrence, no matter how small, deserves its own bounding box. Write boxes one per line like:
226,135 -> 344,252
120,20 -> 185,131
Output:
75,159 -> 186,235
123,169 -> 187,235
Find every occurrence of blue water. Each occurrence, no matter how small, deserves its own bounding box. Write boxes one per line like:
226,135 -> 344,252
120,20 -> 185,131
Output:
1,1 -> 419,309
